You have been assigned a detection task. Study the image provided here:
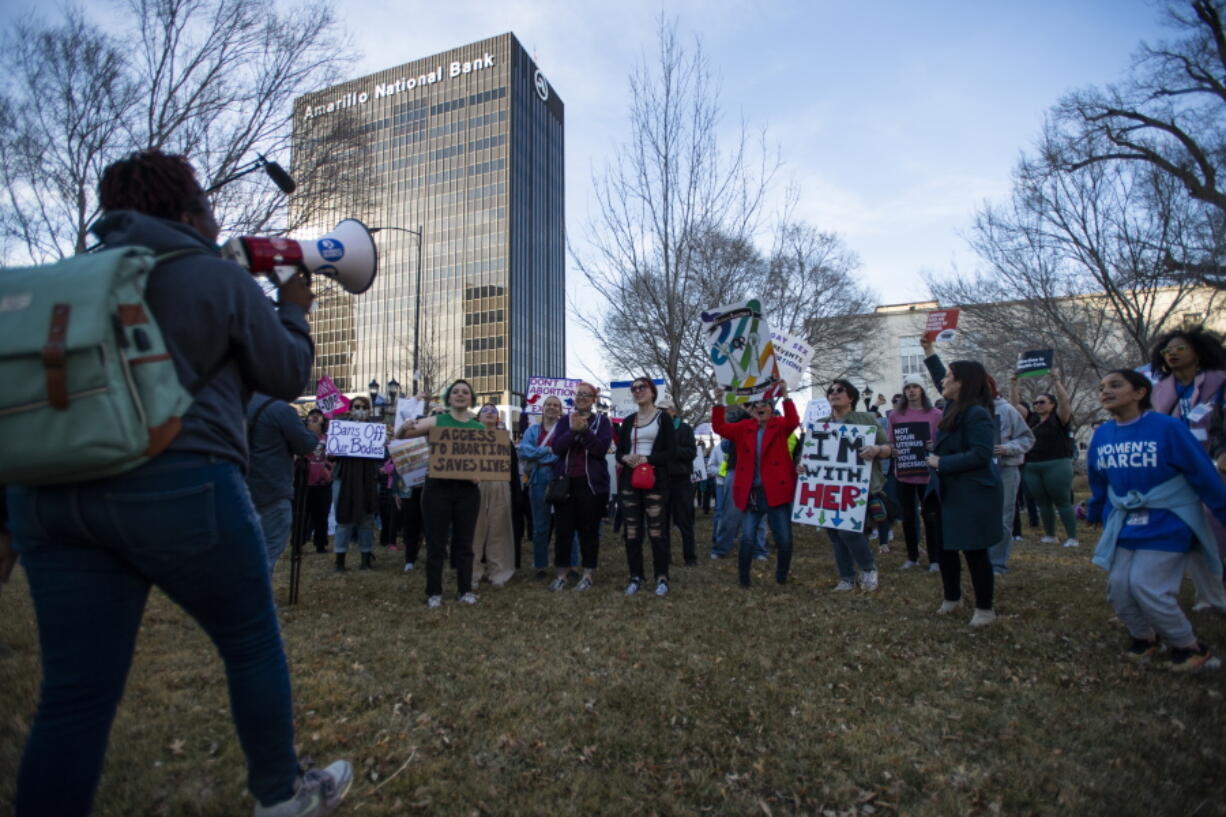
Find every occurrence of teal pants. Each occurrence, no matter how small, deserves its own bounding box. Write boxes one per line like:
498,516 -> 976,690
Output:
1021,459 -> 1077,539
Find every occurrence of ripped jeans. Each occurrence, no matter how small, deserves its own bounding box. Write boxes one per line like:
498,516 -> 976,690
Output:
621,483 -> 670,581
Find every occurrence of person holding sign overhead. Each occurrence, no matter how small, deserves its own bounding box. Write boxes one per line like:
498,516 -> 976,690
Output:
886,375 -> 944,571
396,379 -> 484,608
1010,369 -> 1079,549
616,378 -> 678,596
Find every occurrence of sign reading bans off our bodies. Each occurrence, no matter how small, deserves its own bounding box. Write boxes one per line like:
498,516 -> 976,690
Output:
326,420 -> 387,459
428,427 -> 512,481
792,422 -> 876,532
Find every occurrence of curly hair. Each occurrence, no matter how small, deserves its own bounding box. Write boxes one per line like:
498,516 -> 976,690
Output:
1149,326 -> 1226,377
98,150 -> 207,220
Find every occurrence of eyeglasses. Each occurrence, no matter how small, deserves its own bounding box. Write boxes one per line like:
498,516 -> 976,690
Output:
1161,343 -> 1190,356
826,387 -> 846,395
1033,399 -> 1050,405
576,392 -> 595,398
630,384 -> 649,392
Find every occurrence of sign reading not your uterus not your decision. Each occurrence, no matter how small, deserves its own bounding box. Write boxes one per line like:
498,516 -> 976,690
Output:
792,421 -> 876,532
702,298 -> 785,405
428,426 -> 512,481
326,420 -> 387,458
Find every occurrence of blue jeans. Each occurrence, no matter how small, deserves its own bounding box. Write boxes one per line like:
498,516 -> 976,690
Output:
711,476 -> 767,557
529,481 -> 552,569
331,480 -> 374,553
256,498 -> 293,572
8,453 -> 298,815
739,487 -> 794,585
988,465 -> 1022,573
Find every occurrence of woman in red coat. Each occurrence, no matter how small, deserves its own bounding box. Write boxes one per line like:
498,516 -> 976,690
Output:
711,383 -> 798,587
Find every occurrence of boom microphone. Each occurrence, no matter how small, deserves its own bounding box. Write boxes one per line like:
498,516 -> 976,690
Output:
222,219 -> 378,295
264,161 -> 297,194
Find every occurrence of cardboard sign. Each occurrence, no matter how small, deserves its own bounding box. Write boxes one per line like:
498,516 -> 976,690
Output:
387,437 -> 430,487
804,399 -> 832,432
525,376 -> 581,414
326,420 -> 387,459
792,421 -> 876,531
923,309 -> 960,343
315,375 -> 350,418
394,397 -> 426,430
771,330 -> 814,390
891,421 -> 930,479
609,378 -> 667,419
427,426 -> 512,481
701,299 -> 785,405
1016,349 -> 1054,378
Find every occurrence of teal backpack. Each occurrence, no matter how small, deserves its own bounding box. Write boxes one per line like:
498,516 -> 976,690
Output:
0,245 -> 210,485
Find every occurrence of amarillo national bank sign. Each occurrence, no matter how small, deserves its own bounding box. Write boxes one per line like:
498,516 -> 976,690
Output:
302,51 -> 539,124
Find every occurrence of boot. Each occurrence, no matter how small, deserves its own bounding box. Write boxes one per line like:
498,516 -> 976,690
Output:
360,552 -> 373,570
334,552 -> 346,572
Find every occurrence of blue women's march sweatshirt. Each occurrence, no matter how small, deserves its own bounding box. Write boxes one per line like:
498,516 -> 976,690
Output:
1087,411 -> 1226,552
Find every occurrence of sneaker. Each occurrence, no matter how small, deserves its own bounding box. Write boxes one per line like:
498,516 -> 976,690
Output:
1012,535 -> 1023,542
859,569 -> 879,591
709,551 -> 725,560
887,530 -> 895,542
458,592 -> 479,605
833,579 -> 855,592
969,608 -> 996,627
928,563 -> 940,573
753,553 -> 768,561
1125,637 -> 1160,662
878,544 -> 890,554
1062,538 -> 1080,548
937,598 -> 962,614
574,576 -> 593,591
548,576 -> 568,592
1170,641 -> 1219,672
403,562 -> 415,572
253,759 -> 353,817
1040,536 -> 1058,544
899,560 -> 919,570
624,578 -> 642,596
425,595 -> 442,609
655,577 -> 670,597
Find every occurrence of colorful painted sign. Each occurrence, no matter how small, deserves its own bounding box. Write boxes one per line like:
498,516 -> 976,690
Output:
923,309 -> 960,343
792,421 -> 876,532
702,299 -> 784,405
387,437 -> 430,487
315,375 -> 350,418
771,330 -> 814,390
525,376 -> 582,414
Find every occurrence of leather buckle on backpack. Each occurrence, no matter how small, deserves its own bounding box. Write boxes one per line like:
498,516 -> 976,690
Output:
43,303 -> 70,410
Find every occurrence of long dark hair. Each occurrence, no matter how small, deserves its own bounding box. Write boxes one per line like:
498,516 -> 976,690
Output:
1149,326 -> 1226,377
939,360 -> 995,431
1104,368 -> 1154,411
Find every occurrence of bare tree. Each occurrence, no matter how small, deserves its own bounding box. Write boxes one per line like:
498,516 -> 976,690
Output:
0,0 -> 363,265
572,17 -> 776,424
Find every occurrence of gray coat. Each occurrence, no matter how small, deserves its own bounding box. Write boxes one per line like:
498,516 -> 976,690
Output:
933,403 -> 1003,551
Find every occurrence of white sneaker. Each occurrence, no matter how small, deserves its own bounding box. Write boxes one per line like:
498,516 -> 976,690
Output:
1040,536 -> 1058,544
899,560 -> 919,570
425,595 -> 442,609
1062,538 -> 1080,548
624,578 -> 642,596
833,579 -> 855,592
254,759 -> 353,817
1012,536 -> 1023,542
969,608 -> 997,627
458,592 -> 479,605
859,569 -> 879,591
928,563 -> 940,573
403,562 -> 415,572
887,531 -> 895,542
937,598 -> 962,614
655,578 -> 670,597
877,544 -> 890,554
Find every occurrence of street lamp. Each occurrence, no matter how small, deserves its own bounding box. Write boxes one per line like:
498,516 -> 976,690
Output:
387,378 -> 401,404
368,225 -> 424,394
368,378 -> 380,419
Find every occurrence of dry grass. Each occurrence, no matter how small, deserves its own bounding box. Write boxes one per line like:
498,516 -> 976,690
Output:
1,514 -> 1224,817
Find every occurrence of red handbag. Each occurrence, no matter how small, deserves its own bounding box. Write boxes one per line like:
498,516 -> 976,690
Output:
630,418 -> 656,490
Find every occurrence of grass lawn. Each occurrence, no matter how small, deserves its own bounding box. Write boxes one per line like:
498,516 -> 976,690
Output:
1,513 -> 1224,817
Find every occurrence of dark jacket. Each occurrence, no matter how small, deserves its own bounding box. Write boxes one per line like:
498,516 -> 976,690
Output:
931,403 -> 1003,550
550,412 -> 614,495
668,419 -> 698,479
91,211 -> 313,468
245,394 -> 318,507
615,409 -> 678,492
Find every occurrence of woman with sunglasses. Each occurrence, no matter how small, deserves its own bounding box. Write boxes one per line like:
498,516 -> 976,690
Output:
886,375 -> 944,570
615,377 -> 678,596
1010,369 -> 1078,548
928,360 -> 1003,625
548,382 -> 613,591
331,396 -> 381,571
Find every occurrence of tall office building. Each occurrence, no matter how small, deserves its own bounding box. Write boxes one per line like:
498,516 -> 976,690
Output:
292,33 -> 564,405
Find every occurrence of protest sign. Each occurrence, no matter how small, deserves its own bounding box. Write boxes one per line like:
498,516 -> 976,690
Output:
701,299 -> 785,405
693,422 -> 713,437
771,331 -> 814,390
1016,349 -> 1054,378
394,397 -> 425,430
315,375 -> 350,418
804,398 -> 832,432
325,420 -> 387,459
891,421 -> 930,479
525,376 -> 581,414
427,427 -> 512,481
792,421 -> 876,532
387,437 -> 430,487
923,309 -> 960,343
691,451 -> 708,484
610,378 -> 667,419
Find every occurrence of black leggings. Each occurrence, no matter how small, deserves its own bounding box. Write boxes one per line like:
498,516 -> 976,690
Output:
397,490 -> 424,564
939,548 -> 994,610
422,479 -> 479,598
895,480 -> 942,563
621,484 -> 670,580
553,478 -> 606,570
295,484 -> 332,552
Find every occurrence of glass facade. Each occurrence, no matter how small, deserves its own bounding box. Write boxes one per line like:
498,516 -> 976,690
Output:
292,33 -> 565,404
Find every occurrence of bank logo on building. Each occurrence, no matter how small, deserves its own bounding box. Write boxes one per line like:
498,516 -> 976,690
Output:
534,69 -> 550,102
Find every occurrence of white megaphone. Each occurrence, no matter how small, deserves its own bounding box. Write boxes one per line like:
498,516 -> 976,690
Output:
222,218 -> 378,294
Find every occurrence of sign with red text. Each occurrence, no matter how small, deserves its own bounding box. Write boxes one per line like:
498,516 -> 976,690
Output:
525,376 -> 581,415
315,375 -> 350,418
923,309 -> 960,343
792,421 -> 875,532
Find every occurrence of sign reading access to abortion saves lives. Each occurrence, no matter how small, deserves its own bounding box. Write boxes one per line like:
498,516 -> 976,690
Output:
792,422 -> 876,531
427,427 -> 512,481
326,420 -> 387,459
